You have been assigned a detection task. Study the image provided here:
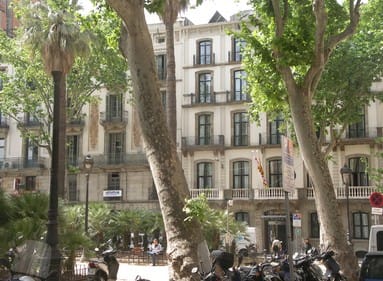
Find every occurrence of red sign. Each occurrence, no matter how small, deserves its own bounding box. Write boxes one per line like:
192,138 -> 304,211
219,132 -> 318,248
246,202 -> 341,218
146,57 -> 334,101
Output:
369,192 -> 383,208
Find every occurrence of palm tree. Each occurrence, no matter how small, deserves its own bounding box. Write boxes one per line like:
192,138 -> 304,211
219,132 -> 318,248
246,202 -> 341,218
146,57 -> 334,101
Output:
15,1 -> 91,278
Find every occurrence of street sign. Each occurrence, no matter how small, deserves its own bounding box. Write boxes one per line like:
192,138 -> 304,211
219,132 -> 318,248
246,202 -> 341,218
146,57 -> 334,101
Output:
371,207 -> 383,215
292,213 -> 302,227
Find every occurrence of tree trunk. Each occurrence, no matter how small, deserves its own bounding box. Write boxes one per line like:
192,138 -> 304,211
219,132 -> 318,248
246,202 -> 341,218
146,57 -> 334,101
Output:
288,87 -> 359,281
106,1 -> 209,279
165,22 -> 177,144
46,70 -> 66,281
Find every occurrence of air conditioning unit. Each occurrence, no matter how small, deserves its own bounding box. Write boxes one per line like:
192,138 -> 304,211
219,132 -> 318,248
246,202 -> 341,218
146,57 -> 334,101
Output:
3,161 -> 12,169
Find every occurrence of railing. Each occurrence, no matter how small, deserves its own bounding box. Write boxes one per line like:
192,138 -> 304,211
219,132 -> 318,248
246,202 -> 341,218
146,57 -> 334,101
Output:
255,187 -> 298,200
0,157 -> 47,170
182,135 -> 224,147
189,187 -> 299,200
91,153 -> 148,166
307,186 -> 376,199
99,110 -> 128,123
182,91 -> 251,106
189,188 -> 222,199
231,188 -> 252,199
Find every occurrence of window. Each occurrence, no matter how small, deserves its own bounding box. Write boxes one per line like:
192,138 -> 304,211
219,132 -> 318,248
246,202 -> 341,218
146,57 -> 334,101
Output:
198,73 -> 212,103
348,107 -> 365,138
156,54 -> 166,80
197,162 -> 212,189
68,174 -> 78,201
310,212 -> 320,238
269,115 -> 284,144
0,138 -> 4,161
233,161 -> 249,189
67,135 -> 79,166
108,133 -> 125,164
233,70 -> 247,101
198,40 -> 212,64
25,138 -> 38,167
25,176 -> 36,191
268,158 -> 282,187
25,112 -> 39,126
353,212 -> 369,239
108,173 -> 120,190
233,112 -> 248,146
107,173 -> 120,201
232,37 -> 246,62
198,114 -> 211,145
235,212 -> 249,224
348,157 -> 369,186
106,94 -> 123,121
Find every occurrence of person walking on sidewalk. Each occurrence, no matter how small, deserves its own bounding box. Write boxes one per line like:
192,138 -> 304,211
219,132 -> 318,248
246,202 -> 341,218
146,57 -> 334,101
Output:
148,238 -> 162,266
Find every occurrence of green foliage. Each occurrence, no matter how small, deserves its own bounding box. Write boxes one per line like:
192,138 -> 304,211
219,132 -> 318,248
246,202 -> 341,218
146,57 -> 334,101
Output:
366,138 -> 383,193
237,0 -> 383,142
184,194 -> 245,250
0,0 -> 128,156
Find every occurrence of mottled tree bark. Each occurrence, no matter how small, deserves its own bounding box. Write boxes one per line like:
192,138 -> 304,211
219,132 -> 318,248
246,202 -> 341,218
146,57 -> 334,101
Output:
106,0 -> 210,279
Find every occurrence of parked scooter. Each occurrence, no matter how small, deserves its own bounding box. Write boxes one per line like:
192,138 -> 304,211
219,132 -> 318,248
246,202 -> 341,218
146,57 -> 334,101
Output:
0,248 -> 37,281
87,246 -> 119,281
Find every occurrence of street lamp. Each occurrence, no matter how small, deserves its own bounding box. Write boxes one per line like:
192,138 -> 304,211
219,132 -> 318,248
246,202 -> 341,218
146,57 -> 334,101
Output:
226,200 -> 233,251
340,164 -> 353,245
84,155 -> 94,234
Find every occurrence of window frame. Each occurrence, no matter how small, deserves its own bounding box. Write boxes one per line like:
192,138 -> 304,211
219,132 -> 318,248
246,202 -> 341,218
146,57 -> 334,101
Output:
268,158 -> 282,187
353,211 -> 369,240
198,39 -> 212,65
197,162 -> 213,189
233,112 -> 249,146
232,160 -> 250,189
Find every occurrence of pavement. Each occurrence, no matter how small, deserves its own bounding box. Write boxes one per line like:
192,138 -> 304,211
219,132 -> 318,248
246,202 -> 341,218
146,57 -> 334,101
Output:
117,263 -> 169,281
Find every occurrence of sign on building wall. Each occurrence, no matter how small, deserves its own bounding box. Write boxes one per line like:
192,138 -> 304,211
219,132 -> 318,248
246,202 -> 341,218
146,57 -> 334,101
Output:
282,136 -> 295,193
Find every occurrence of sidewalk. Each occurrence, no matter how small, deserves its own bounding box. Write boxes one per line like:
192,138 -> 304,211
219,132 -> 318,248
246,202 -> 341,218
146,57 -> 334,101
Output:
117,263 -> 169,281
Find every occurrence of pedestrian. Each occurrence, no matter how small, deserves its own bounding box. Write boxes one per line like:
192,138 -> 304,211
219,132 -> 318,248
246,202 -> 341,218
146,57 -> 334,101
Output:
148,238 -> 162,266
303,238 -> 312,254
271,239 -> 283,258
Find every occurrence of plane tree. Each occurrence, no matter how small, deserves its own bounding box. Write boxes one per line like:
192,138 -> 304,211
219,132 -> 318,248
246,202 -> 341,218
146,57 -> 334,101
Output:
238,0 -> 383,279
102,0 -> 210,279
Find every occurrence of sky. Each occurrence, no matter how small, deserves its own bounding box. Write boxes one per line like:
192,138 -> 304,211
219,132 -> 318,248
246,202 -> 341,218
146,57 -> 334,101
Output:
77,0 -> 252,24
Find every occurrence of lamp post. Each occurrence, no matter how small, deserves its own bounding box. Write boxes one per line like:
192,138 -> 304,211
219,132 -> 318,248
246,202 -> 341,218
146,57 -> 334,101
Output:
84,155 -> 94,234
226,199 -> 233,251
340,164 -> 353,245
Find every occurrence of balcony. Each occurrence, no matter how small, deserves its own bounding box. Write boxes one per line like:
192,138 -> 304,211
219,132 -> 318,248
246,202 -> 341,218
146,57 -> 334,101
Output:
181,135 -> 224,155
189,187 -> 299,200
306,186 -> 376,199
91,153 -> 148,167
99,111 -> 128,130
182,91 -> 251,107
0,157 -> 47,170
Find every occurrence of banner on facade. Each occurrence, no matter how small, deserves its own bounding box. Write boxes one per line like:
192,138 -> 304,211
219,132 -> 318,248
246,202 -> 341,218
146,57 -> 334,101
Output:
282,136 -> 295,193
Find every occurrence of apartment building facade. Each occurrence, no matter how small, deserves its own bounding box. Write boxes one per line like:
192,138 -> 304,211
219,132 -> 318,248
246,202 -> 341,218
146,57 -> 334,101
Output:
0,10 -> 381,255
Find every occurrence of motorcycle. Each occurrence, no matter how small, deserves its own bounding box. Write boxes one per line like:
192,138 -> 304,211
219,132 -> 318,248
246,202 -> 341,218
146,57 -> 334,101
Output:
0,248 -> 37,281
317,250 -> 346,281
87,246 -> 119,281
191,250 -> 241,281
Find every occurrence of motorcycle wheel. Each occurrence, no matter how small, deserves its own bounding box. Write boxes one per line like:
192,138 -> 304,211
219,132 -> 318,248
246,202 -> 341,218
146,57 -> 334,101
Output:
94,272 -> 108,281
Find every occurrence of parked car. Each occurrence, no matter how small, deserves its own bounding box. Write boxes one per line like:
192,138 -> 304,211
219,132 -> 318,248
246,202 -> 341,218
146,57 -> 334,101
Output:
359,252 -> 383,281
